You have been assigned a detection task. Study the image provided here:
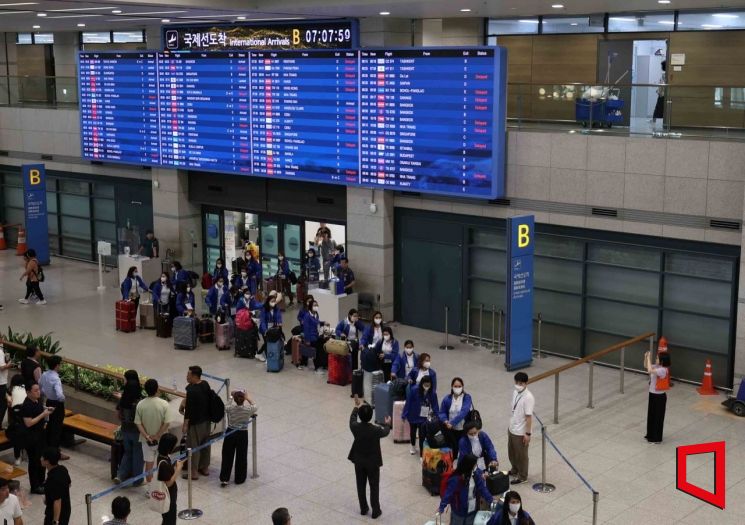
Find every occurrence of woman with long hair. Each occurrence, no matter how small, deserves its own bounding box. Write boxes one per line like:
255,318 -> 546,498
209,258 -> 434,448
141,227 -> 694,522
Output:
114,370 -> 144,485
156,433 -> 185,525
487,490 -> 534,525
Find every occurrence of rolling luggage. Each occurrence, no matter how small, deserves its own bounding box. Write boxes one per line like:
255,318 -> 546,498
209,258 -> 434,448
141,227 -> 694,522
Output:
373,382 -> 393,424
198,316 -> 215,343
215,321 -> 232,350
324,338 -> 349,356
266,339 -> 284,372
390,378 -> 408,401
156,312 -> 172,338
173,316 -> 198,350
327,353 -> 352,386
392,400 -> 410,443
424,418 -> 446,449
351,368 -> 364,398
363,370 -> 384,407
290,336 -> 302,365
139,300 -> 156,329
422,444 -> 454,496
115,300 -> 137,332
235,326 -> 258,358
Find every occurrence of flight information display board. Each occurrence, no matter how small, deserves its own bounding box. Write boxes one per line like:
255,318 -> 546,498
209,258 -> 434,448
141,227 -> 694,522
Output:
78,52 -> 159,165
250,50 -> 359,183
78,47 -> 506,199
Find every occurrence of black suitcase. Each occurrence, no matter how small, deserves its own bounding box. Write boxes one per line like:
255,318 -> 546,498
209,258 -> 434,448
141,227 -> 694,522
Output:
156,312 -> 172,338
351,368 -> 364,398
110,440 -> 124,480
422,468 -> 441,496
485,470 -> 510,496
198,316 -> 215,343
235,326 -> 258,358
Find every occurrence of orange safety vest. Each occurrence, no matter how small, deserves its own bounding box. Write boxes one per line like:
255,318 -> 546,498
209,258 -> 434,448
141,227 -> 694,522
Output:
655,367 -> 670,392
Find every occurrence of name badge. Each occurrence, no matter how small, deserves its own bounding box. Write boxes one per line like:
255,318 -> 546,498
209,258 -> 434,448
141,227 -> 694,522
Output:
420,406 -> 429,418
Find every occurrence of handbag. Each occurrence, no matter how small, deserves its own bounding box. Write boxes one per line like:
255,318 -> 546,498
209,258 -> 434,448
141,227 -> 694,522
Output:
300,343 -> 316,358
147,460 -> 171,514
465,402 -> 482,428
289,271 -> 298,285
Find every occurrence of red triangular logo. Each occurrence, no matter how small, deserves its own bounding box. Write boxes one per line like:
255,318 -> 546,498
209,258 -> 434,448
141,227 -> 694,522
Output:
676,441 -> 726,509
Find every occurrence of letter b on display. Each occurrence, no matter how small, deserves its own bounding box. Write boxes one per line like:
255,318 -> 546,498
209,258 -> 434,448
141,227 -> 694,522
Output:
293,29 -> 300,45
28,169 -> 41,186
518,224 -> 530,248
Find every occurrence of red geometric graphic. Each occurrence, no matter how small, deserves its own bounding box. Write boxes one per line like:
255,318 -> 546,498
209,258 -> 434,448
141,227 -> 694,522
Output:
676,441 -> 726,509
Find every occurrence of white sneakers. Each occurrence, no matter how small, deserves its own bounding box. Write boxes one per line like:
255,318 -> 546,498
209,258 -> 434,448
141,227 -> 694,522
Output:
17,298 -> 28,304
38,300 -> 47,305
409,446 -> 417,455
257,354 -> 267,363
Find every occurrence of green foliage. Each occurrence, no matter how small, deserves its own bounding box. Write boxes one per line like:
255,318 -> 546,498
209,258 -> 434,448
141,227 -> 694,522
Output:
2,327 -> 62,363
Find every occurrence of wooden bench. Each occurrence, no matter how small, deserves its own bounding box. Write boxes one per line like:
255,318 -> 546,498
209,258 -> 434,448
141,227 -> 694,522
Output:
63,414 -> 117,446
0,460 -> 25,480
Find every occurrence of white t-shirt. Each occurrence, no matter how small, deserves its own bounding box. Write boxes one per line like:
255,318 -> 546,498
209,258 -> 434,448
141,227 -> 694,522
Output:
10,386 -> 26,407
470,436 -> 485,470
0,493 -> 23,522
405,355 -> 415,376
649,366 -> 668,394
509,388 -> 535,436
348,322 -> 358,341
467,476 -> 477,513
449,395 -> 464,430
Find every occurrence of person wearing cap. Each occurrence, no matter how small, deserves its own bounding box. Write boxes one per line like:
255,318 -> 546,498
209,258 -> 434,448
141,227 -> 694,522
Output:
337,257 -> 356,294
220,390 -> 258,487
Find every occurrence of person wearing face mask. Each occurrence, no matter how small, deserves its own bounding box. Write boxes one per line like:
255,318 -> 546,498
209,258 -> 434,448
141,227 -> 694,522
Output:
212,258 -> 229,285
439,377 -> 473,460
275,251 -> 295,305
169,261 -> 189,290
301,299 -> 329,372
121,266 -> 149,313
235,250 -> 251,277
205,277 -> 228,316
259,292 -> 283,351
436,453 -> 493,525
236,287 -> 261,313
407,353 -> 438,394
360,312 -> 385,349
175,283 -> 196,317
303,247 -> 321,283
232,263 -> 250,290
487,491 -> 534,525
402,375 -> 439,457
507,372 -> 534,486
458,421 -> 498,473
391,340 -> 417,380
151,272 -> 176,315
335,309 -> 365,369
246,250 -> 262,296
373,327 -> 399,382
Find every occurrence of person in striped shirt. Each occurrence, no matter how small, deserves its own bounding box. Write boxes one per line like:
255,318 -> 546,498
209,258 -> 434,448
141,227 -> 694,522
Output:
219,390 -> 257,487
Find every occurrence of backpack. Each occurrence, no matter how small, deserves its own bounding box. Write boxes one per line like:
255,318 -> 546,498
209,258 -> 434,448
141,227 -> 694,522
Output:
235,308 -> 254,331
37,266 -> 45,282
201,272 -> 213,289
439,471 -> 462,513
208,388 -> 225,424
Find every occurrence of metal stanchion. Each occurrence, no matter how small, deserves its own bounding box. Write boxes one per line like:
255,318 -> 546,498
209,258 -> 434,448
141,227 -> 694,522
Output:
477,303 -> 485,347
489,305 -> 496,351
178,448 -> 203,520
553,374 -> 560,424
493,309 -> 503,355
85,493 -> 93,525
460,299 -> 471,344
251,415 -> 259,479
532,423 -> 556,494
592,491 -> 600,525
536,313 -> 543,359
439,305 -> 454,350
588,361 -> 594,409
619,347 -> 625,394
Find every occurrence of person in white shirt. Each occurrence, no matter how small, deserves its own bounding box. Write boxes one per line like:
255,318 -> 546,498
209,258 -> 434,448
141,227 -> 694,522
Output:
0,346 -> 13,430
0,478 -> 23,524
644,350 -> 671,444
507,372 -> 534,485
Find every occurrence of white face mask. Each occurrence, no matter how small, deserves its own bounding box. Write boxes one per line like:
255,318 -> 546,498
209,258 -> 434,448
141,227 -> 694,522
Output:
278,256 -> 284,260
423,362 -> 431,369
383,335 -> 390,342
269,301 -> 276,308
186,288 -> 191,293
515,385 -> 525,393
374,318 -> 382,325
469,434 -> 479,442
423,386 -> 430,392
170,267 -> 176,273
312,306 -> 319,313
405,347 -> 413,355
244,294 -> 251,300
160,277 -> 167,283
216,283 -> 223,289
453,387 -> 463,395
241,272 -> 247,278
509,503 -> 521,515
216,264 -> 222,268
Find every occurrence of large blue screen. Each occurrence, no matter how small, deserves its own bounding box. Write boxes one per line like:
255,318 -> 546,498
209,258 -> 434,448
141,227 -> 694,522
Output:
78,47 -> 506,199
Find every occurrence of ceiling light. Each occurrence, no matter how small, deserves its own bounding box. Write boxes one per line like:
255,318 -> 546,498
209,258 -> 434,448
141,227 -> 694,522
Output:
658,20 -> 674,25
712,13 -> 739,19
32,24 -> 39,28
518,19 -> 539,24
570,22 -> 578,26
122,10 -> 187,15
379,11 -> 390,15
0,10 -> 30,15
161,19 -> 170,23
609,17 -> 636,22
551,4 -> 564,8
237,16 -> 246,20
0,2 -> 37,5
460,8 -> 471,12
701,24 -> 722,28
48,6 -> 114,11
105,17 -> 156,21
658,0 -> 671,3
47,14 -> 102,19
36,12 -> 45,16
111,9 -> 122,14
77,23 -> 85,27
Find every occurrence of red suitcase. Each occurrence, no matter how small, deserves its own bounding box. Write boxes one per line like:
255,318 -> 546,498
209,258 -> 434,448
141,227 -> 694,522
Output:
392,400 -> 410,443
291,336 -> 302,366
115,300 -> 137,332
327,353 -> 352,386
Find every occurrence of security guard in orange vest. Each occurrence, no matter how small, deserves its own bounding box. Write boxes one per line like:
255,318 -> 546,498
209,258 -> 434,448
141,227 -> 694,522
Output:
644,350 -> 671,444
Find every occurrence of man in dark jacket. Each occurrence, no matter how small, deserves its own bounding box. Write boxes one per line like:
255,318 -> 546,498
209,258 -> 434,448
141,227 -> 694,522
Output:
348,396 -> 391,519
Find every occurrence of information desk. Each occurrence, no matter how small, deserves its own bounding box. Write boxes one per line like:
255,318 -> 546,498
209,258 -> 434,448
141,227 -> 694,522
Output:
117,255 -> 162,289
313,288 -> 358,328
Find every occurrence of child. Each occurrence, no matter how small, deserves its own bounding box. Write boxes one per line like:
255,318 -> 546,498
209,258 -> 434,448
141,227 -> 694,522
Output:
219,390 -> 257,487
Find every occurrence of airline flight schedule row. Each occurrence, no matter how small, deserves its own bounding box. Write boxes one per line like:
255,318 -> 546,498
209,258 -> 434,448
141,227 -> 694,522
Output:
78,48 -> 505,198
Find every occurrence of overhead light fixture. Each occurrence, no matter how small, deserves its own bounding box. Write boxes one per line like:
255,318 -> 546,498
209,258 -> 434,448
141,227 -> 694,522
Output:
551,4 -> 564,8
237,15 -> 246,20
0,2 -> 38,5
161,19 -> 170,23
658,0 -> 671,4
77,23 -> 85,27
32,24 -> 39,28
48,6 -> 114,11
122,10 -> 187,15
518,19 -> 539,24
712,13 -> 739,19
0,10 -> 31,15
570,22 -> 578,26
105,17 -> 156,21
701,24 -> 722,28
379,11 -> 390,16
47,14 -> 102,19
460,8 -> 471,12
111,9 -> 122,14
36,12 -> 45,16
658,20 -> 674,25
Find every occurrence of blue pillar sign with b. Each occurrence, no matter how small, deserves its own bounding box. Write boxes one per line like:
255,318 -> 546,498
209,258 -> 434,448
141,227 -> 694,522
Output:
505,215 -> 534,371
22,164 -> 50,265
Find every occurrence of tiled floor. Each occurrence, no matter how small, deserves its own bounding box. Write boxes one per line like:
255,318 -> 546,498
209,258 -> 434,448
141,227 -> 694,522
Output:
0,252 -> 743,524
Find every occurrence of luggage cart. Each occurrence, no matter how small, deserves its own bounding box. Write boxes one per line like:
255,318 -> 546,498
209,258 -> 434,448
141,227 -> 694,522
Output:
575,96 -> 624,128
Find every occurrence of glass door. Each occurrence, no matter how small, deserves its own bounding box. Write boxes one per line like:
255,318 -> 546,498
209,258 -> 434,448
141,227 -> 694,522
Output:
283,222 -> 303,294
203,209 -> 223,273
259,219 -> 279,279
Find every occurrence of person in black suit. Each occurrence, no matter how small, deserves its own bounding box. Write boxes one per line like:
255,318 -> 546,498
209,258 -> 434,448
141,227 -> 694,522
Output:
348,395 -> 391,519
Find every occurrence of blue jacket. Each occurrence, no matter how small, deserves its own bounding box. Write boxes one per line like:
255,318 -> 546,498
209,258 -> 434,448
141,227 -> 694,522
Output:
171,269 -> 190,289
151,281 -> 175,307
374,338 -> 400,364
334,318 -> 365,340
407,367 -> 438,394
487,510 -> 533,525
439,393 -> 473,427
121,276 -> 148,300
277,258 -> 291,278
302,311 -> 322,343
175,291 -> 195,316
457,431 -> 498,465
304,256 -> 320,280
212,266 -> 229,284
205,284 -> 228,315
402,385 -> 439,425
360,324 -> 384,348
260,306 -> 282,336
438,469 -> 493,516
246,258 -> 262,294
391,351 -> 418,378
236,296 -> 261,313
232,274 -> 248,290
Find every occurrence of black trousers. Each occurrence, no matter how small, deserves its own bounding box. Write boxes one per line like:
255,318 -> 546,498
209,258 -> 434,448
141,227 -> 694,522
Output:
220,429 -> 248,484
314,339 -> 327,369
45,399 -> 65,449
409,422 -> 425,456
25,431 -> 45,490
25,280 -> 44,300
381,361 -> 392,382
445,428 -> 465,460
653,96 -> 665,119
350,341 -> 360,371
354,464 -> 381,513
0,385 -> 7,429
646,392 -> 667,443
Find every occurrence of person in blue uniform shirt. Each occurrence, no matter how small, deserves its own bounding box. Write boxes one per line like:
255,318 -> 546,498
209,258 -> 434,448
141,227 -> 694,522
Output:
175,283 -> 196,316
301,297 -> 329,372
330,245 -> 344,272
246,252 -> 262,295
407,352 -> 438,394
205,276 -> 228,316
337,256 -> 356,294
296,293 -> 315,324
373,326 -> 399,382
391,340 -> 417,380
121,266 -> 149,313
336,308 -> 365,370
212,258 -> 229,285
439,377 -> 474,460
170,261 -> 189,289
275,251 -> 294,306
458,421 -> 499,473
232,267 -> 248,290
258,292 -> 283,360
402,375 -> 439,457
436,453 -> 493,524
236,288 -> 261,313
304,247 -> 321,283
360,311 -> 385,349
151,272 -> 176,316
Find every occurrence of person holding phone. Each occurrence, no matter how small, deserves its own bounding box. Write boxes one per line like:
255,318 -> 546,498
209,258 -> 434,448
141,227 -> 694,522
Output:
21,383 -> 53,494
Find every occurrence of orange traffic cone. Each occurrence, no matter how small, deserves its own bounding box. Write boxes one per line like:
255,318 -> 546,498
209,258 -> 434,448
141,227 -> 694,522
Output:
0,225 -> 6,250
696,359 -> 718,395
15,227 -> 27,255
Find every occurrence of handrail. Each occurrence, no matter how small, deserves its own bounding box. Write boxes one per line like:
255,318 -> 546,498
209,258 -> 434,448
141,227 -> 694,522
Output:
528,332 -> 655,384
0,338 -> 186,399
